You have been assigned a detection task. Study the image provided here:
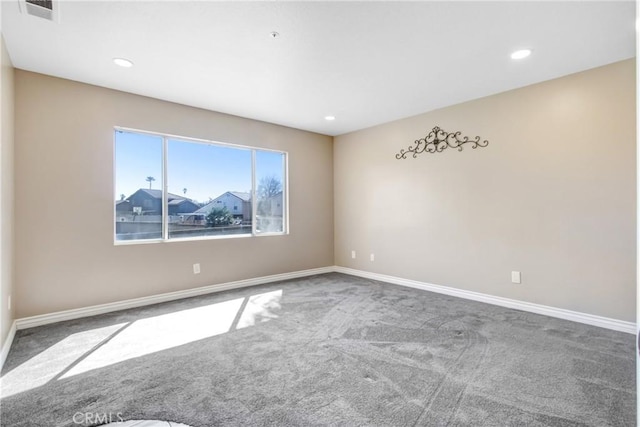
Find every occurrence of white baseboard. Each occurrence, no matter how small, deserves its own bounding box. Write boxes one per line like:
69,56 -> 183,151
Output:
334,266 -> 636,334
0,320 -> 17,371
13,265 -> 635,335
15,266 -> 334,330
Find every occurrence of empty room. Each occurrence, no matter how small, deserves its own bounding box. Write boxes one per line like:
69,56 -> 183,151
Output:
0,1 -> 637,426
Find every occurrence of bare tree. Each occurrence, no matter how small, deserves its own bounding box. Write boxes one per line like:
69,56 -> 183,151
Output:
257,176 -> 282,225
183,188 -> 188,195
146,176 -> 156,189
258,175 -> 282,200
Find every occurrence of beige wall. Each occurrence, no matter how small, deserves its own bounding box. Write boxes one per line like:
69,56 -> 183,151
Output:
10,61 -> 637,322
14,71 -> 334,318
1,35 -> 15,345
335,59 -> 636,322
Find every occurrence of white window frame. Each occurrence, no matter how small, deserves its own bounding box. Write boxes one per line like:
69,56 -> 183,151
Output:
113,126 -> 289,245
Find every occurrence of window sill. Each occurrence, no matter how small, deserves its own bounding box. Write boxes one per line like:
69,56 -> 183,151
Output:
114,231 -> 288,246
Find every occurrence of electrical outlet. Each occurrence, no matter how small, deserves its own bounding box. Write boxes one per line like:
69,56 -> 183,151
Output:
193,263 -> 201,274
370,253 -> 375,262
511,271 -> 521,284
351,250 -> 356,259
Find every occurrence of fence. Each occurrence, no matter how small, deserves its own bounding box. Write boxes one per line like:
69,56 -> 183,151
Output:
115,220 -> 252,241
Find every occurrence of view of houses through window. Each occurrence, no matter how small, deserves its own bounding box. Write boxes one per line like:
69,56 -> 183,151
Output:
115,129 -> 287,242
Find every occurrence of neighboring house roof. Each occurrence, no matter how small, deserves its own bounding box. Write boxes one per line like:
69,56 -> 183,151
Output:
115,200 -> 130,205
194,203 -> 214,214
134,188 -> 163,199
168,199 -> 199,207
128,188 -> 193,202
194,191 -> 252,214
230,191 -> 251,202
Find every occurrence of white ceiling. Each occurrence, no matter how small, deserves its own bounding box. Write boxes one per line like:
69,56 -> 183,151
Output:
1,1 -> 636,136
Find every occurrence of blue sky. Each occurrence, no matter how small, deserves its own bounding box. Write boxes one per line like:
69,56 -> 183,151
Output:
115,130 -> 284,203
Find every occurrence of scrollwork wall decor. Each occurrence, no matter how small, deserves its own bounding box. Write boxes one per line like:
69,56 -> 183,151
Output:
395,126 -> 489,159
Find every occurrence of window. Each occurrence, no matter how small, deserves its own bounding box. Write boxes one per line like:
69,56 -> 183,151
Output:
114,129 -> 287,243
114,131 -> 163,241
255,150 -> 286,234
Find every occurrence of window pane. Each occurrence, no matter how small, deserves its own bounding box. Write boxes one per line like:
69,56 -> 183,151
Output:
115,130 -> 163,241
167,139 -> 252,239
255,150 -> 286,234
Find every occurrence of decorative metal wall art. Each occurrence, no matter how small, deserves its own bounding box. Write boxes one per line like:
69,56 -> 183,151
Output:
395,126 -> 489,159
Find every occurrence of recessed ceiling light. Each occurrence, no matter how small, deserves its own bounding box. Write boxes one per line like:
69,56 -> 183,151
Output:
325,116 -> 336,121
113,58 -> 134,68
510,49 -> 532,60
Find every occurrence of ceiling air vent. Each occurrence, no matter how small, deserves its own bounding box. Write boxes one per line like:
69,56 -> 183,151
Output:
19,0 -> 59,22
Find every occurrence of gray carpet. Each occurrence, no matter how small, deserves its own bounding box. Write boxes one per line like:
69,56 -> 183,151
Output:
0,273 -> 635,426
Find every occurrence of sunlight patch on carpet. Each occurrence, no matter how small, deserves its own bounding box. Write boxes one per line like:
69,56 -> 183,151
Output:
60,297 -> 245,378
237,289 -> 282,329
1,289 -> 284,396
0,323 -> 127,398
61,289 -> 283,378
